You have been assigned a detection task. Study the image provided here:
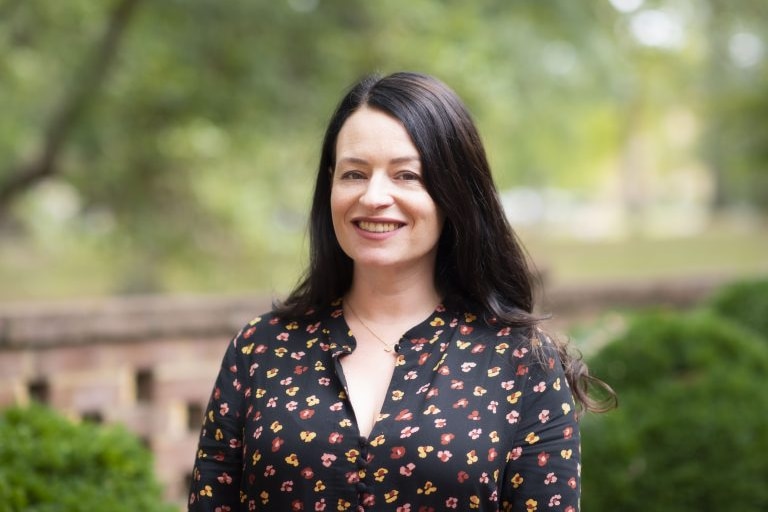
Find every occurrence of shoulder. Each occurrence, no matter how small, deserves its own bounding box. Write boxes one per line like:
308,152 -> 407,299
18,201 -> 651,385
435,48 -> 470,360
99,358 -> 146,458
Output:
230,303 -> 339,347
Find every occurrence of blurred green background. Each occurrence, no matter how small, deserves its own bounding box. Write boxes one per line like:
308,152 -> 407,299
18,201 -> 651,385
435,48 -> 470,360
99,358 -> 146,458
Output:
1,0 -> 765,301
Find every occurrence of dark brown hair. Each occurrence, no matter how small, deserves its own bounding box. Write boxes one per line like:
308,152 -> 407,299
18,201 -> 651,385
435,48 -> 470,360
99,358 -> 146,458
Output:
277,71 -> 614,414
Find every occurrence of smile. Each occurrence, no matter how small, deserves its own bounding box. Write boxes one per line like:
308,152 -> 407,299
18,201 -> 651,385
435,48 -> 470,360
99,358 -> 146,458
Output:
356,221 -> 403,233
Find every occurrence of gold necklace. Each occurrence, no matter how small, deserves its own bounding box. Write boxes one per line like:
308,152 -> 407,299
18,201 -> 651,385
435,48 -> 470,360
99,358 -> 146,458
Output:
345,301 -> 398,353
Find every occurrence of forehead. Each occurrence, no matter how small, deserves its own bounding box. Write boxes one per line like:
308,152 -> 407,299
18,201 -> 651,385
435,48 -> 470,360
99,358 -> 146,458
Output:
335,107 -> 420,162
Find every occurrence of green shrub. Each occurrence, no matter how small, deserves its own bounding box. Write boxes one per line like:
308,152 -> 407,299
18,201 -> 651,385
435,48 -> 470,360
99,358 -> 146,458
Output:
0,404 -> 175,512
707,277 -> 768,339
581,310 -> 768,512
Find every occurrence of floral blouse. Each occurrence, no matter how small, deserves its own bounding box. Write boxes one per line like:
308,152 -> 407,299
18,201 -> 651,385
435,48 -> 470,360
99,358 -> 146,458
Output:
188,301 -> 581,511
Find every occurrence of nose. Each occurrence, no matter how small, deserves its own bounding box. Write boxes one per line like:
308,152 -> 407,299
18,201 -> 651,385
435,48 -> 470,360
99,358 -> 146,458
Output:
359,172 -> 395,209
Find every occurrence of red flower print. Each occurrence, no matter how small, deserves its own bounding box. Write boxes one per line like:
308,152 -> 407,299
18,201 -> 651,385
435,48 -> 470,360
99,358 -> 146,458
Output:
568,477 -> 577,489
395,409 -> 414,421
487,448 -> 498,461
440,433 -> 455,445
459,325 -> 473,335
300,467 -> 314,479
467,410 -> 481,421
457,471 -> 470,483
563,426 -> 574,439
299,409 -> 315,420
271,437 -> 284,452
510,446 -> 523,460
537,451 -> 550,467
390,446 -> 406,459
516,364 -> 529,376
281,480 -> 294,492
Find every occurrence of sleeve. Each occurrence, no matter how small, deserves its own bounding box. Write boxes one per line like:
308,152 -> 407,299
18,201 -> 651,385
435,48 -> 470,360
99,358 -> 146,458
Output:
188,331 -> 248,511
500,344 -> 581,512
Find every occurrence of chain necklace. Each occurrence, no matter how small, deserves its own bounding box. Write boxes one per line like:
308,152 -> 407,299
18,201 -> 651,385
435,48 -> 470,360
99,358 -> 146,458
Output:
345,301 -> 398,353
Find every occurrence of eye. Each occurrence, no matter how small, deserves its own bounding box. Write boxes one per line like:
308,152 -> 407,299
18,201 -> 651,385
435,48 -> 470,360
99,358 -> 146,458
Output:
397,171 -> 422,181
339,170 -> 366,180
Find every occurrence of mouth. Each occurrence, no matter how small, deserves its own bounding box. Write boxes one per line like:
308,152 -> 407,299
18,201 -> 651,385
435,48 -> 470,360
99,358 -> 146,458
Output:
356,221 -> 404,233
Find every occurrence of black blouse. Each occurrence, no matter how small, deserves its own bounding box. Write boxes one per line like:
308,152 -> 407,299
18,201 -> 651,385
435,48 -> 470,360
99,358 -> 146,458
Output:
188,301 -> 580,511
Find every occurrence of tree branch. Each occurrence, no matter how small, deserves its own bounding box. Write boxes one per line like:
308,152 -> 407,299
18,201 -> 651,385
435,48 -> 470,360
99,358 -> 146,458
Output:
0,0 -> 143,213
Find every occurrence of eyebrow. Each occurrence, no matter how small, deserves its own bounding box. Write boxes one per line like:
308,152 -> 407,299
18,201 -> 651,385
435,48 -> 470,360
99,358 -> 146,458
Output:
336,155 -> 421,166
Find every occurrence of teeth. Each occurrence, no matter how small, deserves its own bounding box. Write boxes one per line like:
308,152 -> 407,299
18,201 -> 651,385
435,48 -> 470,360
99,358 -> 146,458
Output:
358,221 -> 400,233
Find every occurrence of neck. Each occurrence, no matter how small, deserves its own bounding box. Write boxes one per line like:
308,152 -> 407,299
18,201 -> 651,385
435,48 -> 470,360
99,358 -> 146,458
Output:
345,264 -> 441,324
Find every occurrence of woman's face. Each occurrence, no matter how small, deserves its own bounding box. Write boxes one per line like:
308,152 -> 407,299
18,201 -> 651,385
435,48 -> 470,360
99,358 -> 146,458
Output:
330,106 -> 444,275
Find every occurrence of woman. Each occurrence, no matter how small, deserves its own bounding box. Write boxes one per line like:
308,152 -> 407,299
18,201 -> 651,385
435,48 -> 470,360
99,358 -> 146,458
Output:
188,72 -> 612,511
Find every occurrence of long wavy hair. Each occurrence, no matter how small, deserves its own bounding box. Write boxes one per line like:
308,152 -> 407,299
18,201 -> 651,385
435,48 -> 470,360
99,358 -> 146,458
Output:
277,71 -> 614,414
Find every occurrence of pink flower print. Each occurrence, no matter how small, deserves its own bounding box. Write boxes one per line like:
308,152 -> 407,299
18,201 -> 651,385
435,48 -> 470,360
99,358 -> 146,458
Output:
488,400 -> 499,413
321,453 -> 337,467
548,494 -> 562,507
501,380 -> 515,391
437,450 -> 452,462
314,498 -> 326,511
280,480 -> 294,492
329,401 -> 343,412
277,332 -> 289,341
479,472 -> 490,484
285,401 -> 296,411
497,327 -> 512,336
400,462 -> 416,476
506,410 -> 520,424
290,351 -> 306,360
450,379 -> 464,390
533,381 -> 547,393
568,477 -> 577,489
453,398 -> 469,408
545,472 -> 557,485
468,428 -> 482,440
300,467 -> 314,479
390,446 -> 406,459
404,370 -> 418,381
445,497 -> 458,508
220,403 -> 230,416
434,418 -> 447,428
328,432 -> 343,444
318,377 -> 331,386
512,347 -> 528,358
264,465 -> 276,477
217,472 -> 233,484
306,321 -> 320,333
510,446 -> 523,461
267,397 -> 278,408
400,426 -> 420,438
461,362 -> 477,372
539,410 -> 551,423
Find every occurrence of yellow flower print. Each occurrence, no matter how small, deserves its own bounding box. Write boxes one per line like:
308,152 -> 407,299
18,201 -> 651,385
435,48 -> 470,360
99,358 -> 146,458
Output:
314,480 -> 326,492
473,386 -> 487,396
260,491 -> 269,505
200,485 -> 213,497
553,377 -> 561,391
487,366 -> 501,377
270,421 -> 283,433
510,473 -> 524,488
384,490 -> 399,503
466,450 -> 479,464
525,498 -> 538,511
525,432 -> 540,444
495,342 -> 509,355
489,431 -> 500,443
391,390 -> 405,401
252,450 -> 262,465
507,391 -> 522,404
300,431 -> 316,442
314,360 -> 325,371
417,445 -> 434,458
457,340 -> 471,350
562,402 -> 572,415
306,395 -> 320,406
306,337 -> 318,348
214,429 -> 224,441
248,316 -> 262,326
430,317 -> 445,327
286,386 -> 300,396
285,453 -> 300,467
274,347 -> 288,357
241,343 -> 255,354
417,481 -> 438,495
370,434 -> 386,447
337,498 -> 351,510
266,368 -> 279,378
373,468 -> 388,482
286,321 -> 299,330
561,448 -> 573,460
345,449 -> 359,462
464,313 -> 477,323
469,495 -> 481,509
339,418 -> 352,428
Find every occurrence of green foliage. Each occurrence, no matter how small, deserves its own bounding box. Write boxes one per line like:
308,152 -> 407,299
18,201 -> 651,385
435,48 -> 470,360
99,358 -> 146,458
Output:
0,404 -> 175,512
707,277 -> 768,339
581,310 -> 768,511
